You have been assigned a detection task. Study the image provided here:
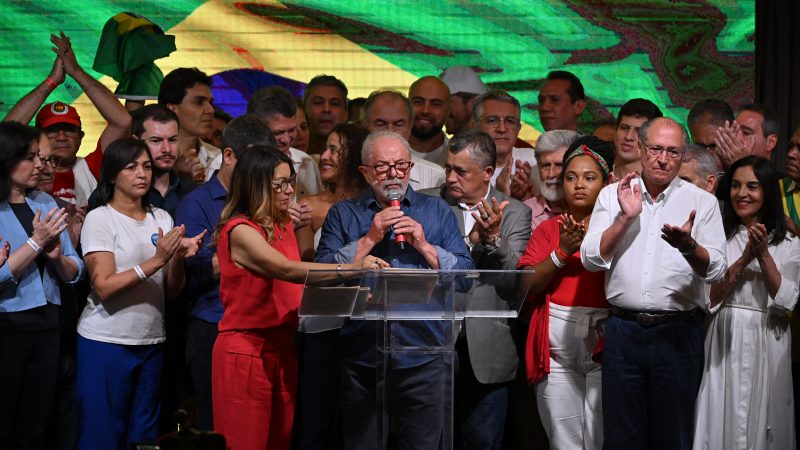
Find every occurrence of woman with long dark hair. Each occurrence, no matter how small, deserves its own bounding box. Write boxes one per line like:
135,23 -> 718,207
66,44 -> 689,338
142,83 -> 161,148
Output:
0,121 -> 82,450
519,139 -> 612,449
694,156 -> 800,449
212,145 -> 386,450
76,138 -> 203,450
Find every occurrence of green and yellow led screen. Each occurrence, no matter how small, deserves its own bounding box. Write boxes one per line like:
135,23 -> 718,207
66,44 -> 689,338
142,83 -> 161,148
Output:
0,0 -> 755,153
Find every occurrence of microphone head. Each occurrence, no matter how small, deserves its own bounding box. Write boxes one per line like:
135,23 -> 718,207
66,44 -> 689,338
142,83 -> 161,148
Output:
386,189 -> 403,201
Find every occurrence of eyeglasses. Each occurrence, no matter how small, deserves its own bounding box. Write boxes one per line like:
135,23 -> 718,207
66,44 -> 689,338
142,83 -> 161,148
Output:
39,154 -> 63,168
642,144 -> 683,160
271,174 -> 297,193
480,116 -> 519,129
44,125 -> 81,138
362,160 -> 413,178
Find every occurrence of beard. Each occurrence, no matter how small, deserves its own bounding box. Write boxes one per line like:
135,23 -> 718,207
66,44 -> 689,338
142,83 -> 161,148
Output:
540,181 -> 563,202
411,115 -> 445,140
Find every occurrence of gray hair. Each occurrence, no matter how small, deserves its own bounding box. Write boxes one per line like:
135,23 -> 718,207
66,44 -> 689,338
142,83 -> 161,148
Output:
471,90 -> 521,126
362,130 -> 412,163
448,129 -> 496,168
638,117 -> 690,150
535,129 -> 582,157
683,144 -> 720,177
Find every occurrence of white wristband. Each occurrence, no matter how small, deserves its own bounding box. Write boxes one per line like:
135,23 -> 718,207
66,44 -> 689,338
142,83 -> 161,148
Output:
133,265 -> 147,281
550,250 -> 567,269
26,238 -> 43,254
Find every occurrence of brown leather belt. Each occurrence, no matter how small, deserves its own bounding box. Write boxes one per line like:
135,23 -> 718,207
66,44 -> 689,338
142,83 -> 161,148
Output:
609,306 -> 700,327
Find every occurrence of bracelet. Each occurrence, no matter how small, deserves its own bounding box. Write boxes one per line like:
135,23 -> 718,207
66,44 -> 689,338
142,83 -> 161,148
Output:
336,263 -> 342,280
550,250 -> 567,269
133,265 -> 147,281
44,76 -> 59,89
555,247 -> 570,261
26,238 -> 43,254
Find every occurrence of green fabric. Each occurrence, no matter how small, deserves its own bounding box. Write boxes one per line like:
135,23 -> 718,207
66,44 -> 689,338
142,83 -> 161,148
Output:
93,12 -> 176,99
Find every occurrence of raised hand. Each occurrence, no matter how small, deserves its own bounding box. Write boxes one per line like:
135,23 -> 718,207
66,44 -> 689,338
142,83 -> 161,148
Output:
469,197 -> 508,245
661,210 -> 697,252
32,207 -> 69,252
365,206 -> 404,245
66,205 -> 86,247
174,148 -> 205,182
48,54 -> 65,86
0,237 -> 10,267
558,213 -> 585,256
50,31 -> 81,77
289,201 -> 312,228
747,223 -> 770,260
714,120 -> 752,168
495,165 -> 512,196
177,229 -> 208,260
154,226 -> 185,265
510,160 -> 533,200
617,172 -> 642,219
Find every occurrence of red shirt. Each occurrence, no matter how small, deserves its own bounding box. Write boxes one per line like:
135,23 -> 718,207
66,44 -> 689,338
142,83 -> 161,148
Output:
51,142 -> 103,203
217,216 -> 303,333
517,216 -> 608,383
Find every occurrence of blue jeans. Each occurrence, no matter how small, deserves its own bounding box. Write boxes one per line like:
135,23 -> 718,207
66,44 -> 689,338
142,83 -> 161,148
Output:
601,311 -> 704,450
76,336 -> 164,450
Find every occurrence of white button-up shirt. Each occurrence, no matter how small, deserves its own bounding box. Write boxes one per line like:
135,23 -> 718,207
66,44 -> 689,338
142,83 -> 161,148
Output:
581,177 -> 727,311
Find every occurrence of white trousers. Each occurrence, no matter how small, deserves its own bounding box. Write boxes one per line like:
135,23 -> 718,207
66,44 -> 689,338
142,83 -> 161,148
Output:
536,303 -> 606,450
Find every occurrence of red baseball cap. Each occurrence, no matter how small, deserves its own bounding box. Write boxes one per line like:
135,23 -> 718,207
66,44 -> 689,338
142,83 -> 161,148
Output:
36,102 -> 82,129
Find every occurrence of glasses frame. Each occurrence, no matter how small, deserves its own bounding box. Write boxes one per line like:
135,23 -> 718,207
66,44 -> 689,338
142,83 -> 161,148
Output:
362,160 -> 414,179
271,174 -> 297,193
641,143 -> 684,160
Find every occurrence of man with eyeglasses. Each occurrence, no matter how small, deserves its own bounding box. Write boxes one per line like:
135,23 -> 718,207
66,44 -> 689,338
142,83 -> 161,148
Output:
474,90 -> 538,201
316,130 -> 473,450
581,117 -> 726,449
5,32 -> 131,207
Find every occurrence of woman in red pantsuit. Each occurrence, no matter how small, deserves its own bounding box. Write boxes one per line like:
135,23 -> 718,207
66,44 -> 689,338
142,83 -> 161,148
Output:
212,145 -> 387,450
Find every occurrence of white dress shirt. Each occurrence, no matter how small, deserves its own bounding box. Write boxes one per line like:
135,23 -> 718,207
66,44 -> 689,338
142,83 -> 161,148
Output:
581,177 -> 727,311
409,156 -> 445,191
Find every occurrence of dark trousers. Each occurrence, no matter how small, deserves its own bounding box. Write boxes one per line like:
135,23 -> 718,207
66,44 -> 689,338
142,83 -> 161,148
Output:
455,338 -> 509,450
293,329 -> 342,450
0,327 -> 59,450
602,311 -> 704,450
185,318 -> 218,431
45,331 -> 77,450
341,358 -> 446,450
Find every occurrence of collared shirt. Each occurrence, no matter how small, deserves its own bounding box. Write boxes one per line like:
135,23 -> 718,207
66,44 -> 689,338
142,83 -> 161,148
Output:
457,186 -> 491,247
175,171 -> 228,324
0,191 -> 84,313
581,177 -> 727,312
198,140 -> 221,181
523,194 -> 559,231
147,171 -> 197,219
409,156 -> 446,191
316,186 -> 473,368
490,147 -> 538,188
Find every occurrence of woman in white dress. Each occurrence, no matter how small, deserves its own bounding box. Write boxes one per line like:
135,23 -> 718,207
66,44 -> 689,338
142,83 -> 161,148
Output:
694,155 -> 800,450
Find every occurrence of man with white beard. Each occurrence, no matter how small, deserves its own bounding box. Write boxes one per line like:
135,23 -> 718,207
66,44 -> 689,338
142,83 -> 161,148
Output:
523,129 -> 581,230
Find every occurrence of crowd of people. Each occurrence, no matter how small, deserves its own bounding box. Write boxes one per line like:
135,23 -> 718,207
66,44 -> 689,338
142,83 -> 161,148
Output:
0,31 -> 799,450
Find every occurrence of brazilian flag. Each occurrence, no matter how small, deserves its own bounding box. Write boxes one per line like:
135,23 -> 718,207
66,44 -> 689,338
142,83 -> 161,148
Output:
93,12 -> 176,100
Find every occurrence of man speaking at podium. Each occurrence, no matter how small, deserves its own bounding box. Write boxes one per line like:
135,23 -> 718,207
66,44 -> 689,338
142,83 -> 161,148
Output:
316,130 -> 473,450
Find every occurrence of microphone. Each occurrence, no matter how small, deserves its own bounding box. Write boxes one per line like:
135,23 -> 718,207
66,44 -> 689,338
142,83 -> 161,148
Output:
386,189 -> 405,250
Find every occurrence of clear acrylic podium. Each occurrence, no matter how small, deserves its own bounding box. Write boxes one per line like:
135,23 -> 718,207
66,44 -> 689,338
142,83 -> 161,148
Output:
299,269 -> 532,450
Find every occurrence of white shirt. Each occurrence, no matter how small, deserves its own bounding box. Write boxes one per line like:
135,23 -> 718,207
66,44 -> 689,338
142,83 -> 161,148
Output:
410,134 -> 448,167
289,147 -> 323,198
78,206 -> 173,345
458,186 -> 491,248
198,140 -> 221,182
409,156 -> 445,191
581,177 -> 727,311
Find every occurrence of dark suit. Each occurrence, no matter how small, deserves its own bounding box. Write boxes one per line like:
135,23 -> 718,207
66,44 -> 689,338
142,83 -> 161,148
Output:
420,185 -> 532,449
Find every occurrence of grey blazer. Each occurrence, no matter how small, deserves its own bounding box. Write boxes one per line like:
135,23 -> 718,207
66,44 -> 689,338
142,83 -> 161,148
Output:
420,185 -> 532,383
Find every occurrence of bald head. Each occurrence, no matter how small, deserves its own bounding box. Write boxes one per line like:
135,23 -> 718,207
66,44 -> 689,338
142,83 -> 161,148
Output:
409,76 -> 450,141
363,90 -> 412,140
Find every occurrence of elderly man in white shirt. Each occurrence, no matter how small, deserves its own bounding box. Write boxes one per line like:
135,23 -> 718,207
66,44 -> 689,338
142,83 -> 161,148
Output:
581,117 -> 726,450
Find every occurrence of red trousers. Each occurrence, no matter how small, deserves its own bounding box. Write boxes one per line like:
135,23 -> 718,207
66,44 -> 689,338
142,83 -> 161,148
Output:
212,330 -> 297,450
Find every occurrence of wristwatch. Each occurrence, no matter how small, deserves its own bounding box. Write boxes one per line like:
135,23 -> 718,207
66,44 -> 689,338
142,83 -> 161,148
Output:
484,234 -> 503,249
